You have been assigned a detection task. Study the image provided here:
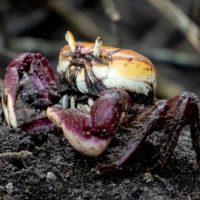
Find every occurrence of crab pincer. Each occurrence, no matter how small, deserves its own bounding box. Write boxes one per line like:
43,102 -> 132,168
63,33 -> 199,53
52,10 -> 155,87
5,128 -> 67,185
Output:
2,53 -> 59,128
47,89 -> 131,157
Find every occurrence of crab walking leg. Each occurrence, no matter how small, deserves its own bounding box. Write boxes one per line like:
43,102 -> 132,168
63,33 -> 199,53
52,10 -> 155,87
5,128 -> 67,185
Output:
190,122 -> 200,164
146,94 -> 200,171
96,99 -> 170,175
96,92 -> 200,175
146,123 -> 184,171
47,89 -> 131,157
96,107 -> 163,175
2,53 -> 59,128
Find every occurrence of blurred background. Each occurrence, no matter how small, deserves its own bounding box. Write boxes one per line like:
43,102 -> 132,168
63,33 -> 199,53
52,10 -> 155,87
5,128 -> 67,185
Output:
0,0 -> 200,99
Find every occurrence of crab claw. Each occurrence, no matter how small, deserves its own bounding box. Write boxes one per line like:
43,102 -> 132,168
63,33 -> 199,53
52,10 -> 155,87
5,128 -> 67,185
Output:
47,89 -> 131,157
2,53 -> 59,128
47,106 -> 112,157
90,89 -> 131,133
2,66 -> 19,128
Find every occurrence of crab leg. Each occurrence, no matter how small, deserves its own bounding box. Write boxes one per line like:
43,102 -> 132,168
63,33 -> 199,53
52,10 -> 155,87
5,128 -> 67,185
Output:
96,103 -> 165,175
96,92 -> 200,175
2,53 -> 59,128
191,121 -> 200,164
47,89 -> 131,157
146,93 -> 200,171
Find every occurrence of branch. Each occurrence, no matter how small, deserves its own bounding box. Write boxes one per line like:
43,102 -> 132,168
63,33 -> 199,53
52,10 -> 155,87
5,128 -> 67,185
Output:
47,0 -> 117,44
101,0 -> 120,22
0,151 -> 32,160
147,0 -> 200,54
138,47 -> 200,68
8,37 -> 62,55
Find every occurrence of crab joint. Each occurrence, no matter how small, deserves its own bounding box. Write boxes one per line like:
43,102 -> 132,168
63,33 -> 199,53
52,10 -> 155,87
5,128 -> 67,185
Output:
93,37 -> 102,57
65,31 -> 76,53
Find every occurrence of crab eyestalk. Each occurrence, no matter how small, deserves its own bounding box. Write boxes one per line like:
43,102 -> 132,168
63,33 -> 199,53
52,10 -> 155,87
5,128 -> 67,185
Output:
65,31 -> 76,53
93,37 -> 102,57
47,89 -> 131,157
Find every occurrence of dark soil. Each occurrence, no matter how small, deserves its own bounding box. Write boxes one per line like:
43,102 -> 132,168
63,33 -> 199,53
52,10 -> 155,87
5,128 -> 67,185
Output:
0,116 -> 200,200
0,1 -> 200,199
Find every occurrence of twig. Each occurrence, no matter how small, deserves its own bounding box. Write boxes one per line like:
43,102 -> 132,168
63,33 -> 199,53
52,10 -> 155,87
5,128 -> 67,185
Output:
100,0 -> 121,45
0,48 -> 17,60
0,30 -> 17,59
47,0 -> 117,44
138,19 -> 175,47
137,47 -> 200,68
147,0 -> 200,54
101,0 -> 120,22
0,151 -> 32,160
8,37 -> 62,55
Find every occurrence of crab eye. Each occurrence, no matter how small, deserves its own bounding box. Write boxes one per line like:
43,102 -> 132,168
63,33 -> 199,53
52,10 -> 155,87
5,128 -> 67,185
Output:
93,37 -> 102,57
65,31 -> 76,53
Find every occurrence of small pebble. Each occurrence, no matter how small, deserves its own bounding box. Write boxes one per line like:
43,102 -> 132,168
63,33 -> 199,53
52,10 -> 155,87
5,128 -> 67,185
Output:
5,182 -> 13,194
46,172 -> 57,181
143,172 -> 154,183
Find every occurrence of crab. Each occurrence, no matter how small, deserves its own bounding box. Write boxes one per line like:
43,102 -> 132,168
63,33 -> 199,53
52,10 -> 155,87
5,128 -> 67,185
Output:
1,31 -> 200,175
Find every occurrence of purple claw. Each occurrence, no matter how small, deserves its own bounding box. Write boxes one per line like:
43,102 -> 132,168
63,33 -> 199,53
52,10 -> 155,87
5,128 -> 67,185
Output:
47,89 -> 131,157
20,117 -> 55,134
47,106 -> 112,157
91,89 -> 131,133
2,53 -> 59,127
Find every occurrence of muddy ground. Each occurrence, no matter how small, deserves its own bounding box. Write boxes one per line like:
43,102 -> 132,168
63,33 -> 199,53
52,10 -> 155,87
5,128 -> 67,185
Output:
0,116 -> 200,200
0,1 -> 200,199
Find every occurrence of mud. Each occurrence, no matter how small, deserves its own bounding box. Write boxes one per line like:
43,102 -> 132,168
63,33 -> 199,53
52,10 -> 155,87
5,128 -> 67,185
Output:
0,119 -> 200,200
